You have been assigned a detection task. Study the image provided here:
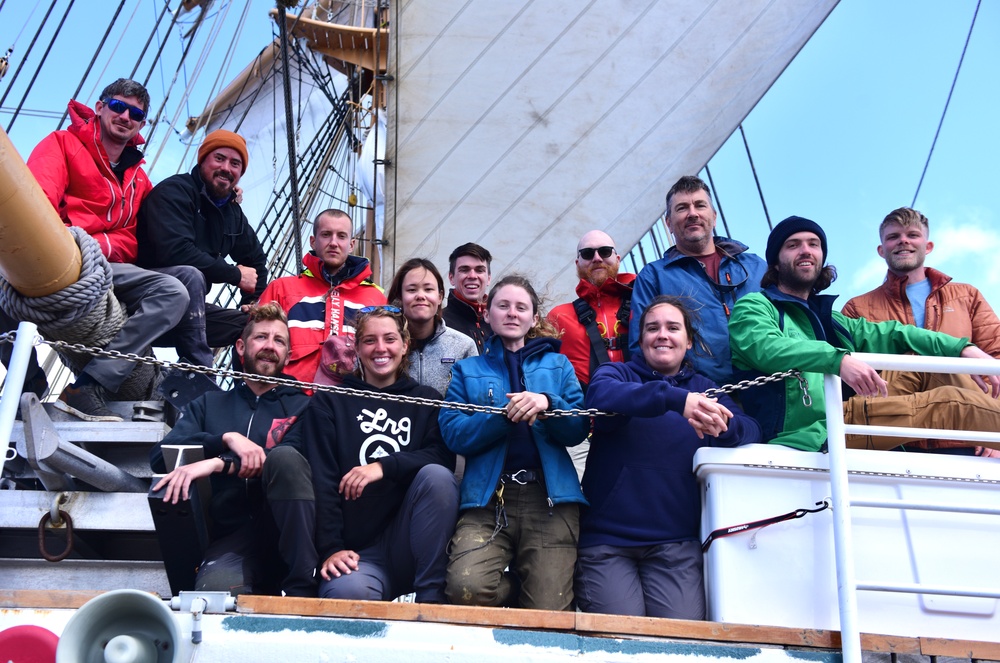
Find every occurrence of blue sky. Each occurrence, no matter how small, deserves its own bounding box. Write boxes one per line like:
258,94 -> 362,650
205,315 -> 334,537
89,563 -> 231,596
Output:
701,0 -> 998,303
2,0 -> 997,307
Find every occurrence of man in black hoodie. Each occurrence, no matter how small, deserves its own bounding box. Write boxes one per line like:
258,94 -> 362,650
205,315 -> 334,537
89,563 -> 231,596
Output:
150,303 -> 315,596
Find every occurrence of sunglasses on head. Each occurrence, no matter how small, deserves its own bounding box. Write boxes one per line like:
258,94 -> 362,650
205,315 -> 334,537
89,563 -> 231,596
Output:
359,305 -> 402,314
102,97 -> 146,122
578,246 -> 615,261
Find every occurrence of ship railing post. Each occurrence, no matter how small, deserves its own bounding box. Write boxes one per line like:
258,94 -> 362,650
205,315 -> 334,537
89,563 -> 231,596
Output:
824,372 -> 862,663
0,320 -> 38,467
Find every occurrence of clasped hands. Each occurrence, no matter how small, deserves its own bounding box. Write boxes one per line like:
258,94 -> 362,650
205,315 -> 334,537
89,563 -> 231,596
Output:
684,393 -> 732,439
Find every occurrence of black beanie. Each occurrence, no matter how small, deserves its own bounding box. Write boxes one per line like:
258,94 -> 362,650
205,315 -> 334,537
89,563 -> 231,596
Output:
765,216 -> 827,267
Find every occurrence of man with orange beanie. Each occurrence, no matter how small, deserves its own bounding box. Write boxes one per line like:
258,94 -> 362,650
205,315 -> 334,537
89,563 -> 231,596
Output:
137,129 -> 267,364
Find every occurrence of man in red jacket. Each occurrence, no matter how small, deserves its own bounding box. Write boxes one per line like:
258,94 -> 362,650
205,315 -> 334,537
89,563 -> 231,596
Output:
548,230 -> 635,477
5,79 -> 189,421
548,230 -> 635,388
842,207 -> 1000,456
259,209 -> 385,385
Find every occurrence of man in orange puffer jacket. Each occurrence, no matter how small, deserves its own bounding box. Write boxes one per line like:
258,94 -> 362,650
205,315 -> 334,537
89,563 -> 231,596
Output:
843,207 -> 1000,457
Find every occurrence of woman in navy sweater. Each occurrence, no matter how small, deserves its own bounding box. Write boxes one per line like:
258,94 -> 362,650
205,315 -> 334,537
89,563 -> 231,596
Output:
576,295 -> 760,619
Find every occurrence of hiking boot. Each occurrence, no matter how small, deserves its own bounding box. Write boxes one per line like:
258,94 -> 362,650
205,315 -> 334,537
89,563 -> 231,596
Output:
55,383 -> 123,422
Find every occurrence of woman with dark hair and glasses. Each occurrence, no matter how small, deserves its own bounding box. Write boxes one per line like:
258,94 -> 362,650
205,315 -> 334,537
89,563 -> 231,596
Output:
280,306 -> 459,602
387,258 -> 478,397
575,295 -> 760,618
440,275 -> 588,610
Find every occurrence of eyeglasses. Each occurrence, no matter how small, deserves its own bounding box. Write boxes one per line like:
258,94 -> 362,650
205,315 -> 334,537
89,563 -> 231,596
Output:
102,98 -> 146,122
359,305 -> 402,314
578,246 -> 615,261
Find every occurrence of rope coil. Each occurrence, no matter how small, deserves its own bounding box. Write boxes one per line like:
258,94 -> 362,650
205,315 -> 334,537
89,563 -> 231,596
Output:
0,228 -> 156,400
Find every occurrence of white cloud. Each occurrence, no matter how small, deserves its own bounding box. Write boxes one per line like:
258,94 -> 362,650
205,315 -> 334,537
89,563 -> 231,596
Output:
928,209 -> 1000,291
849,256 -> 889,295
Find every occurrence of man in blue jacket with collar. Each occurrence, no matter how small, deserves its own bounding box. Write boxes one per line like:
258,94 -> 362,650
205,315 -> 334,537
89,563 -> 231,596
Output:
629,176 -> 766,385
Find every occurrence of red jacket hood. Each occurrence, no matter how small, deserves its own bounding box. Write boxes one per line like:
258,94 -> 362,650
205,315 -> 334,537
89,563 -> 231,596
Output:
67,99 -> 147,148
301,251 -> 373,287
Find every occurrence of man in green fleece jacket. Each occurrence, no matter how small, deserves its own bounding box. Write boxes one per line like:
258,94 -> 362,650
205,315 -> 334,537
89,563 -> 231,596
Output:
728,216 -> 1000,453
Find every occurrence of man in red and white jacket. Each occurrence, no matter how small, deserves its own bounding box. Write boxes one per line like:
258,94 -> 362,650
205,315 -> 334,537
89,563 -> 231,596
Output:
2,79 -> 189,421
259,209 -> 386,386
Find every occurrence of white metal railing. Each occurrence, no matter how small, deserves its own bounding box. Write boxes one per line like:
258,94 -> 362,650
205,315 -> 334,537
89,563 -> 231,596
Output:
823,352 -> 1000,663
0,321 -> 39,477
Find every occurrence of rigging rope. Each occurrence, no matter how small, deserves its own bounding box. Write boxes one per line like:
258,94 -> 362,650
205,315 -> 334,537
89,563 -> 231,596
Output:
161,1 -> 252,176
0,0 -> 58,114
147,0 -> 236,173
59,0 -> 128,130
5,0 -> 42,50
703,166 -> 730,238
738,124 -> 772,231
130,0 -> 173,81
141,1 -> 182,90
82,0 -> 143,104
6,0 -> 76,132
142,6 -> 208,155
186,0 -> 252,135
277,3 -> 305,267
911,0 -> 981,207
0,228 -> 155,400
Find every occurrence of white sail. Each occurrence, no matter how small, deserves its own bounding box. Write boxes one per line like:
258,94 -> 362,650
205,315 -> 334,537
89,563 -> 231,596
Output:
384,0 -> 838,303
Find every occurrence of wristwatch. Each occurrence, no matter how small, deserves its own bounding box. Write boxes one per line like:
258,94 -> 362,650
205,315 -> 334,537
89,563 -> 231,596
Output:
218,453 -> 238,475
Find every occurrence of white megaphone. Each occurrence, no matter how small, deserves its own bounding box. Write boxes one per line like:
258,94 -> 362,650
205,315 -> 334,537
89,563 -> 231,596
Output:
56,589 -> 181,663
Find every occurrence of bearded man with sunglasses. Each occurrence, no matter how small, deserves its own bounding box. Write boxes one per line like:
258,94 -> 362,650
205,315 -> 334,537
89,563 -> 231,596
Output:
548,231 -> 635,390
6,78 -> 191,421
547,231 -> 635,479
629,176 -> 767,385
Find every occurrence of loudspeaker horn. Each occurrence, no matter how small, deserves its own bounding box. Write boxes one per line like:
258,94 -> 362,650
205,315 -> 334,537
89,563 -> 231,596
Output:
56,589 -> 181,663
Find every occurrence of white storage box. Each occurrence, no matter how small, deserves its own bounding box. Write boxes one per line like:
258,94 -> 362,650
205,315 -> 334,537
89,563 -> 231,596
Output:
695,444 -> 1000,641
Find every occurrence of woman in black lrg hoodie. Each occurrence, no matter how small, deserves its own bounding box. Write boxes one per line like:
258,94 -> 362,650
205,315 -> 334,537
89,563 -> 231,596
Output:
281,306 -> 458,602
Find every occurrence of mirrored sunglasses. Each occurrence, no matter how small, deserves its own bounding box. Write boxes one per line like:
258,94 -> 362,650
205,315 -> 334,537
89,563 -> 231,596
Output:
102,97 -> 147,122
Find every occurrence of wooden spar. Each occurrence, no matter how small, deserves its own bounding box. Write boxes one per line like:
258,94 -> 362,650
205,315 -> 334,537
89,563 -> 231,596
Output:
0,127 -> 81,297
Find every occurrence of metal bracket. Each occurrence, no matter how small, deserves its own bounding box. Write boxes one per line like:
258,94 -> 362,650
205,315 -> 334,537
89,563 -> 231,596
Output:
19,394 -> 73,491
18,393 -> 147,493
170,591 -> 235,613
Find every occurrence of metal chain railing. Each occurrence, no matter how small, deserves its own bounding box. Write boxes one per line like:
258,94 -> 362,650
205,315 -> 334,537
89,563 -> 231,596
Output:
0,331 -> 807,417
705,369 -> 812,407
